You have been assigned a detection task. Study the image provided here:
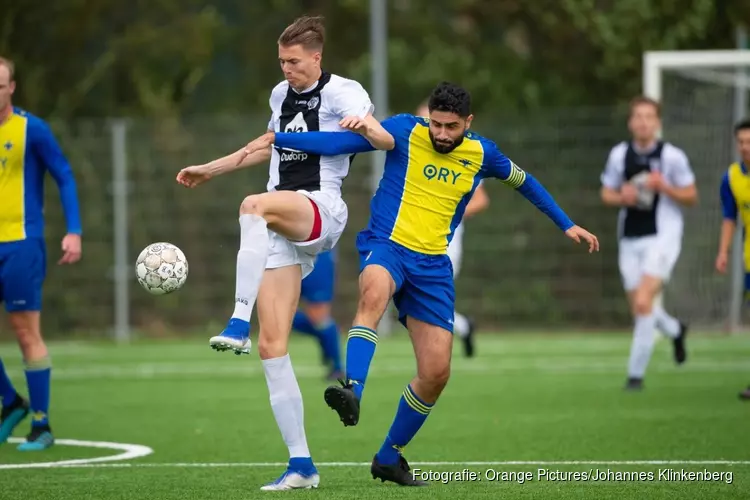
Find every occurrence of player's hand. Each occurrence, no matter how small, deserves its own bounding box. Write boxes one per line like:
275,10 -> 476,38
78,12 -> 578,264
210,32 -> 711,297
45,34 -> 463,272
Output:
620,183 -> 638,206
715,251 -> 729,274
646,171 -> 666,191
176,165 -> 212,188
236,132 -> 275,166
339,116 -> 368,134
565,225 -> 600,253
59,233 -> 82,265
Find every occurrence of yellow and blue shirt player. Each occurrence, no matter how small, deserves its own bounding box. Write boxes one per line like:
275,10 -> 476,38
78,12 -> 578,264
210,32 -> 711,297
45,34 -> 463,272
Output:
0,106 -> 82,312
720,160 -> 750,295
274,113 -> 575,332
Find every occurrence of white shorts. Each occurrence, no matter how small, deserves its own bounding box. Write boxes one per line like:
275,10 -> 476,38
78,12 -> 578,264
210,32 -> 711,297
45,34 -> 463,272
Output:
618,235 -> 681,291
447,223 -> 464,278
266,190 -> 348,279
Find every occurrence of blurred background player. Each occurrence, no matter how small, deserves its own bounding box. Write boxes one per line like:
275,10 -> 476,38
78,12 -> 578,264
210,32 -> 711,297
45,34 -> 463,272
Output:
292,249 -> 343,380
0,57 -> 82,450
415,101 -> 489,357
600,96 -> 696,391
715,118 -> 750,401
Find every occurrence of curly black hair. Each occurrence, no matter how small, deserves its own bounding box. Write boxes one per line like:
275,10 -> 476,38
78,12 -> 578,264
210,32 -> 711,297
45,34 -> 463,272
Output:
735,118 -> 750,134
427,82 -> 471,118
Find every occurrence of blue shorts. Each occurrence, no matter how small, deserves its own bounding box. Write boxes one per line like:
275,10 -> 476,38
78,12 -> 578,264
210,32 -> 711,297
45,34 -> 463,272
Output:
0,238 -> 47,312
300,250 -> 335,304
356,230 -> 455,332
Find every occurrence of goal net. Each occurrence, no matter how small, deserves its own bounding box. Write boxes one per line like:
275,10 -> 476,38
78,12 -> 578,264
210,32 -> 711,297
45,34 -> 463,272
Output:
644,50 -> 750,331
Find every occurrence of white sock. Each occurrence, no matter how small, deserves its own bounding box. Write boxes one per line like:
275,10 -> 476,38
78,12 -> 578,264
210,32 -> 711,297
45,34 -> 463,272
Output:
262,354 -> 311,459
654,306 -> 680,339
454,312 -> 470,338
230,214 -> 269,321
627,314 -> 656,379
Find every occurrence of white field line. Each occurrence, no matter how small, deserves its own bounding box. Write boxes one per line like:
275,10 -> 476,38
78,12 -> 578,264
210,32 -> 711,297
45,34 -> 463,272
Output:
0,438 -> 153,469
23,359 -> 750,381
1,438 -> 746,469
5,460 -> 750,469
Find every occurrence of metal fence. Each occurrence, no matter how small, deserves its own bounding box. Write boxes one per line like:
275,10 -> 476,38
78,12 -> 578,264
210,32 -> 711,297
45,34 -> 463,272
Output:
0,106 -> 739,339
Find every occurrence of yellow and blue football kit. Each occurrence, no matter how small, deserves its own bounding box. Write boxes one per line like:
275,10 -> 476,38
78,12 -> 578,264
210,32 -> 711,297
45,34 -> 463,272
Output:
0,107 -> 81,312
720,161 -> 750,295
275,113 -> 575,331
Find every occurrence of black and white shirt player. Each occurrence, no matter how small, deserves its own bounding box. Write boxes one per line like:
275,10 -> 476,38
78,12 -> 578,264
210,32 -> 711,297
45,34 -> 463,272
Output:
600,140 -> 695,291
265,71 -> 373,277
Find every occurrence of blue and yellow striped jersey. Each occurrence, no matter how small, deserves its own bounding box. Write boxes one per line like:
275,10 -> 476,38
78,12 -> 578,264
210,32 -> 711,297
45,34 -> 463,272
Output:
366,114 -> 522,253
0,107 -> 81,242
274,113 -> 575,255
720,161 -> 750,269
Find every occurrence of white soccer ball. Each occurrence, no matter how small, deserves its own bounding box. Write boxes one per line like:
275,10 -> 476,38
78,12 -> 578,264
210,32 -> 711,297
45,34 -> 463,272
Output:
135,242 -> 189,295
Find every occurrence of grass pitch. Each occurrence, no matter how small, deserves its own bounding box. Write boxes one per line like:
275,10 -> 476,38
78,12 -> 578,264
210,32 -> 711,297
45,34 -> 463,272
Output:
0,331 -> 747,499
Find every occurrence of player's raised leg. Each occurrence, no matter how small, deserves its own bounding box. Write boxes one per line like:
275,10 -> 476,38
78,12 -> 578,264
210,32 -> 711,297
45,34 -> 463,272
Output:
256,265 -> 320,491
324,263 -> 396,426
210,190 -> 317,354
371,316 -> 452,486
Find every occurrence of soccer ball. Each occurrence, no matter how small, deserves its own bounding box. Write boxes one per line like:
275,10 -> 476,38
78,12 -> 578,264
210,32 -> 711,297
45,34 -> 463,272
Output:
135,242 -> 189,295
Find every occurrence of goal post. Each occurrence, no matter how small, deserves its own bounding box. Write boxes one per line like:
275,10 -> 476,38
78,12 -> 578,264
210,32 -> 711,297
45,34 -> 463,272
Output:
642,49 -> 750,332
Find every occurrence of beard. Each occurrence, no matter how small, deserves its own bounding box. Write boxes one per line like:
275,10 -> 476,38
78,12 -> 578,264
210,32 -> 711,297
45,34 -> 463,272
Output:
429,131 -> 464,154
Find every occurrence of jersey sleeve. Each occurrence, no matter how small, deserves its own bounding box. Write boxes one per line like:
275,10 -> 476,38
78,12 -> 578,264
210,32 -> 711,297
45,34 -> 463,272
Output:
482,140 -> 575,231
273,115 -> 403,156
330,79 -> 374,118
601,145 -> 625,189
30,118 -> 82,235
666,146 -> 696,188
720,172 -> 737,221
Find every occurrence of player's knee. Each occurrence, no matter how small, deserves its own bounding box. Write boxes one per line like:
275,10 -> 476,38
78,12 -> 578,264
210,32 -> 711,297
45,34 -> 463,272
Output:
418,362 -> 451,393
304,304 -> 331,327
633,292 -> 653,316
257,329 -> 288,360
239,194 -> 266,218
9,315 -> 46,359
357,283 -> 390,317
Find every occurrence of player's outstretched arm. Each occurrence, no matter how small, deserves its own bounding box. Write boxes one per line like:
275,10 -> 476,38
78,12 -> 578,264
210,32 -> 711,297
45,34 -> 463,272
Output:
272,129 -> 381,157
488,148 -> 599,253
716,173 -> 737,274
32,118 -> 83,264
177,137 -> 272,188
339,115 -> 395,151
270,116 -> 399,156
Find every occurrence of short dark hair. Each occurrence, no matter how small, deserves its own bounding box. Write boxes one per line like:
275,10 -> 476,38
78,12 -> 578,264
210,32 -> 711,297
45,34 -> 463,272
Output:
278,16 -> 326,51
629,95 -> 661,118
735,119 -> 750,134
428,82 -> 471,118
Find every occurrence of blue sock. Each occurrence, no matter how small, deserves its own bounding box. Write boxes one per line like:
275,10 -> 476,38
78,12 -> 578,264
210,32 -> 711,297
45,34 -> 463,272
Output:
24,357 -> 51,428
376,384 -> 434,465
0,357 -> 17,404
292,311 -> 320,338
318,321 -> 342,372
345,326 -> 378,400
